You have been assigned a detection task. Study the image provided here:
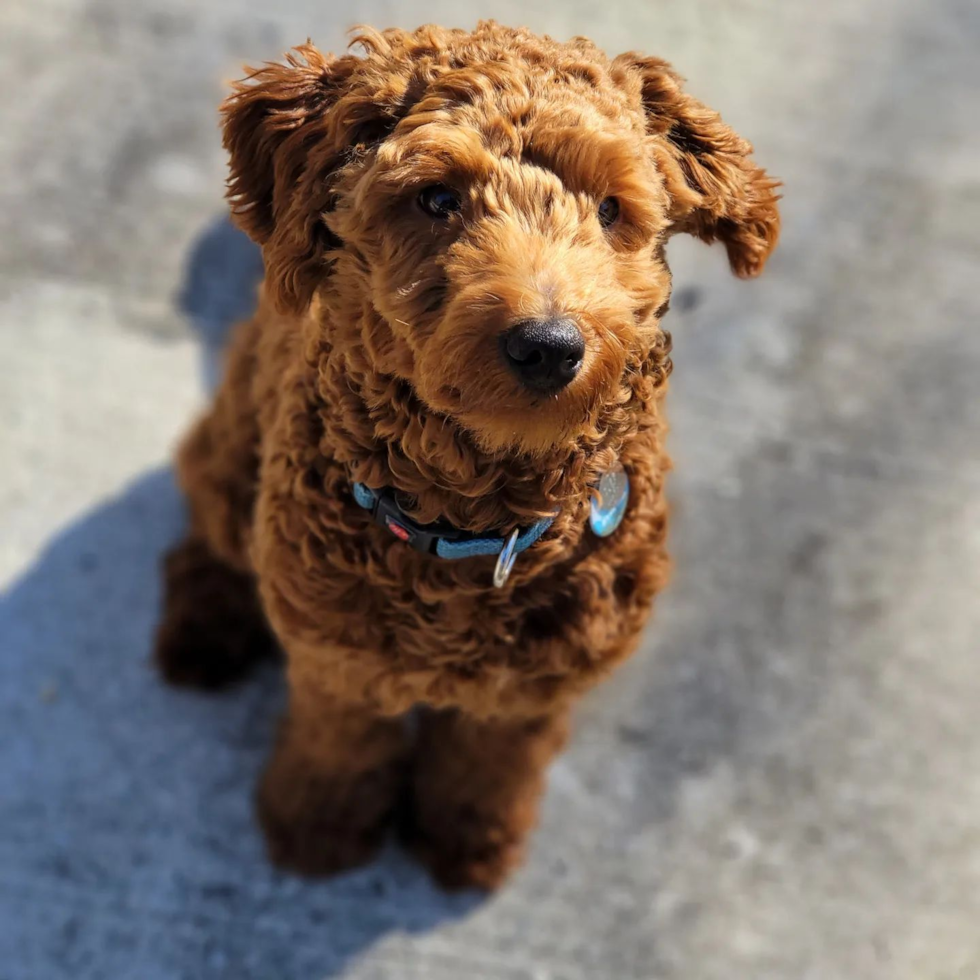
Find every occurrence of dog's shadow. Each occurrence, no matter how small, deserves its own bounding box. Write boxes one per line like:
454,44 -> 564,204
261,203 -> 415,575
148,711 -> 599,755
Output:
0,217 -> 479,979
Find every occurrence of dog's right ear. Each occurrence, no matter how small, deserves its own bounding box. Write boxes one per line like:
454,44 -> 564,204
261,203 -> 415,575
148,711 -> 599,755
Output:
222,45 -> 351,244
221,45 -> 366,312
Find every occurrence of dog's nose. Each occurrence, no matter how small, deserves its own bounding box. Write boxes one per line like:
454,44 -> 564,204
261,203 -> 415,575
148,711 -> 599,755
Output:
502,318 -> 585,393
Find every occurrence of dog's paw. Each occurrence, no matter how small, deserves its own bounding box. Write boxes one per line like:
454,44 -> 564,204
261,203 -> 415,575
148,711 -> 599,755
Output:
154,538 -> 274,690
259,803 -> 385,877
154,611 -> 272,691
257,762 -> 401,877
401,810 -> 527,891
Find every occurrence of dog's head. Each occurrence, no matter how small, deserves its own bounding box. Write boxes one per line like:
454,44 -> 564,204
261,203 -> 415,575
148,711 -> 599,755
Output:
223,23 -> 779,458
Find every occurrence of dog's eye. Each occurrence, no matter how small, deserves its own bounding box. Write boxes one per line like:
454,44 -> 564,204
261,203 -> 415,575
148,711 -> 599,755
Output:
418,185 -> 462,220
597,196 -> 620,229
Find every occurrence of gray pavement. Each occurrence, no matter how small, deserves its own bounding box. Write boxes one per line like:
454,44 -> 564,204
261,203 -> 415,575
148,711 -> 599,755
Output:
2,1 -> 979,978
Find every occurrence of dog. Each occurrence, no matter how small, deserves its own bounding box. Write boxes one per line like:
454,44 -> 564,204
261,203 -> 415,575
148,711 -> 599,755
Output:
155,21 -> 780,890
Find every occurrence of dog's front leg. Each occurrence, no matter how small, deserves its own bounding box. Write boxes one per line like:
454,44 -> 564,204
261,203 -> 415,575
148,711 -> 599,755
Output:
257,681 -> 409,876
404,708 -> 571,890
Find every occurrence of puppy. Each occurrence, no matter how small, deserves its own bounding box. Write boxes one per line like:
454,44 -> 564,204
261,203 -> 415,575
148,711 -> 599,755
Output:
156,21 -> 779,890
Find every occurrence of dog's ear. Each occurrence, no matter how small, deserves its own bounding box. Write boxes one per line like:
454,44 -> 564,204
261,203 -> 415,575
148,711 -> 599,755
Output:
612,55 -> 781,278
221,44 -> 362,312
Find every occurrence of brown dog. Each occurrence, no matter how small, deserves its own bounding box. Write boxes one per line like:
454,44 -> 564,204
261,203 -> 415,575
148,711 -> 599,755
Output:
155,21 -> 779,890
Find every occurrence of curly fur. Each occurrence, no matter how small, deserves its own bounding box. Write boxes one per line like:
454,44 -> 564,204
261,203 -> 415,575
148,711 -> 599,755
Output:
155,21 -> 780,889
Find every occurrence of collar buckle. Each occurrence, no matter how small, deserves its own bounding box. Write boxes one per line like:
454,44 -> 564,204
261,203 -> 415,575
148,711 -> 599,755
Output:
368,488 -> 463,556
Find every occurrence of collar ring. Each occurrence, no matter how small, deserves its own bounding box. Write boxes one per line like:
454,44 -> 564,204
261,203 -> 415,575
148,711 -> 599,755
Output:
493,528 -> 521,588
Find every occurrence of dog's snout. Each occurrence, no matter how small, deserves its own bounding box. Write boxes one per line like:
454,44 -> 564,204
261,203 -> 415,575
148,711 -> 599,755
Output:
502,318 -> 585,393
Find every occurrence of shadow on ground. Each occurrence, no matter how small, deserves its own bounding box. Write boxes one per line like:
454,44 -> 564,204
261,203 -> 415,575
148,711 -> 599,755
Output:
0,220 -> 480,979
178,215 -> 265,390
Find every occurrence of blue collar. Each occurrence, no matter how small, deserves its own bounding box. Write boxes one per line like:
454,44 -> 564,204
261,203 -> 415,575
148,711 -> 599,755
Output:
351,482 -> 554,561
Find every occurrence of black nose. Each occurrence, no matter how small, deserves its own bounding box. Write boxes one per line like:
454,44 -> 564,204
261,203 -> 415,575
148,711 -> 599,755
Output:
502,318 -> 585,393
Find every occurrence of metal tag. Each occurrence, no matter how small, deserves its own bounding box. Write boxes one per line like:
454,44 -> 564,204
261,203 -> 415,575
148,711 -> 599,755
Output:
589,461 -> 629,537
493,528 -> 521,588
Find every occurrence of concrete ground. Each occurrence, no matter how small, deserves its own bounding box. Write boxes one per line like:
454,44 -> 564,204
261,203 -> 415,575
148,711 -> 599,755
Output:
2,0 -> 979,977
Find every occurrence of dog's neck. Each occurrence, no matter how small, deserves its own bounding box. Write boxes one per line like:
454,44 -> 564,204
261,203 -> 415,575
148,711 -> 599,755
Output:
305,305 -> 672,534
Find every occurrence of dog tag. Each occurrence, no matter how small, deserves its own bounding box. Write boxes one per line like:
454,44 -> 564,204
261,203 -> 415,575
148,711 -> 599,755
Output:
589,461 -> 629,537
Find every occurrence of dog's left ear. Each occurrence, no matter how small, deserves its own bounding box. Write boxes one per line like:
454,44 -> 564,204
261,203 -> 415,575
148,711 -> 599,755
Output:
612,55 -> 781,278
